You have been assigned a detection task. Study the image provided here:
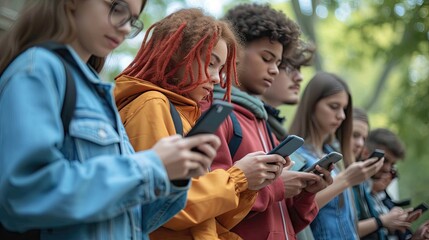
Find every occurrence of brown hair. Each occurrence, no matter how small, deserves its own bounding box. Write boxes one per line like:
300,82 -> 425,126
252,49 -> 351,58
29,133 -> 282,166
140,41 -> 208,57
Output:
0,0 -> 147,73
353,107 -> 369,128
118,8 -> 238,101
284,40 -> 316,67
366,128 -> 406,159
289,72 -> 354,167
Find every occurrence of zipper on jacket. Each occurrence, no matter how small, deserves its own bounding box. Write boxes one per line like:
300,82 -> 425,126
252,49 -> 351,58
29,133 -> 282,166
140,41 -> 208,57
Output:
256,124 -> 269,153
257,121 -> 289,240
278,202 -> 289,240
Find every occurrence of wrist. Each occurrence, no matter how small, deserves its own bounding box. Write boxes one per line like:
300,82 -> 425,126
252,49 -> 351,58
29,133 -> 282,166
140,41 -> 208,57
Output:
375,216 -> 384,230
336,171 -> 351,188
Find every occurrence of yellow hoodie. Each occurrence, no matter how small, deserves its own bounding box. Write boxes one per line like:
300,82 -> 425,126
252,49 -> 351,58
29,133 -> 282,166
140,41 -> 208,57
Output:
114,76 -> 257,240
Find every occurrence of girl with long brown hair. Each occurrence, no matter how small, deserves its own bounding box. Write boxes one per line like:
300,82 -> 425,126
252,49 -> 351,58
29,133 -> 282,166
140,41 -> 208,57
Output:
114,8 -> 287,239
289,72 -> 382,239
0,1 -> 221,239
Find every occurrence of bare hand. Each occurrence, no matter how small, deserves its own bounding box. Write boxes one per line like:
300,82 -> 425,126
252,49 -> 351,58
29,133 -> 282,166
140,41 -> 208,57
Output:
380,207 -> 411,233
411,220 -> 429,240
405,208 -> 422,223
281,171 -> 319,198
152,134 -> 221,180
304,165 -> 334,194
234,152 -> 289,191
343,157 -> 384,187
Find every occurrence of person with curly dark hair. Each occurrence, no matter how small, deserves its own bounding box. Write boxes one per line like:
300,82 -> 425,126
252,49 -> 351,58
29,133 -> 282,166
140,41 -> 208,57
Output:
210,4 -> 333,240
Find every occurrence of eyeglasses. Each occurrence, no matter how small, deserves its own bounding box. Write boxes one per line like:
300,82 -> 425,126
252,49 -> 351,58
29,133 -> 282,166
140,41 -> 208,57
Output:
107,0 -> 144,38
390,167 -> 398,179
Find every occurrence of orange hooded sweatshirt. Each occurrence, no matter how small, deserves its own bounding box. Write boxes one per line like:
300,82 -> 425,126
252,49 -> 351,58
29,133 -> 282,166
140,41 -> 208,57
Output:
114,75 -> 257,240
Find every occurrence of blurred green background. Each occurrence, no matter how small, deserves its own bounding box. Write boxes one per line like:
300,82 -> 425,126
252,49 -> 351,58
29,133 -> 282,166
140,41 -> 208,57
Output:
1,0 -> 428,230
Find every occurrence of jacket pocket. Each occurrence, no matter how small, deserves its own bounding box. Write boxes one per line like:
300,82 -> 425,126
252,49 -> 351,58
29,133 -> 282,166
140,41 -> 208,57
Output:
69,117 -> 121,160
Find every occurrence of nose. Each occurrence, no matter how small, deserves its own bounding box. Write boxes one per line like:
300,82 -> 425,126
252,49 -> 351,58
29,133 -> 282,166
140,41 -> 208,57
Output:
118,21 -> 132,36
268,63 -> 280,76
294,71 -> 303,83
210,72 -> 221,85
337,109 -> 346,120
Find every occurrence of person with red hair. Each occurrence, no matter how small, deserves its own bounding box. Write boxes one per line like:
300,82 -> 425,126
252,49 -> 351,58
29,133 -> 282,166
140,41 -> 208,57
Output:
114,8 -> 287,239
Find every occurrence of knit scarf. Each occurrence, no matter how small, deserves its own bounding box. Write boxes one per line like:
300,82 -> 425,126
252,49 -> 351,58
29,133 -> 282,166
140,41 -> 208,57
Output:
214,85 -> 267,120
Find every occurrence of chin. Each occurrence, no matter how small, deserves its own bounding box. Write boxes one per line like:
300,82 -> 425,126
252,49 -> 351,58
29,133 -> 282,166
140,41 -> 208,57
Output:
255,87 -> 268,95
284,98 -> 299,105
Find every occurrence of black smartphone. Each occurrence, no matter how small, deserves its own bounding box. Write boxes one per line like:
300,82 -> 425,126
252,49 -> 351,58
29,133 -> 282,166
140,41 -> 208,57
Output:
303,152 -> 343,173
368,149 -> 385,165
267,135 -> 304,157
369,149 -> 385,159
412,203 -> 429,213
185,100 -> 233,137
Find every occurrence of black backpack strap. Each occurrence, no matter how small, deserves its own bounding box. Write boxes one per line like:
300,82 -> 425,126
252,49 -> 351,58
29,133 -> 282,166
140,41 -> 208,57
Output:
0,42 -> 76,135
169,100 -> 183,136
36,42 -> 76,135
228,112 -> 242,158
168,101 -> 189,186
0,43 -> 75,239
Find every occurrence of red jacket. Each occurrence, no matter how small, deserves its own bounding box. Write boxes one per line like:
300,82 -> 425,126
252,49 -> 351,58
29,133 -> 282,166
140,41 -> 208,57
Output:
211,103 -> 318,240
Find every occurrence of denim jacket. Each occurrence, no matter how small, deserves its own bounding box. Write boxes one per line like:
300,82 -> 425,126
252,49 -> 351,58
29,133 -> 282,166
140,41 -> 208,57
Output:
294,145 -> 359,240
0,45 -> 189,240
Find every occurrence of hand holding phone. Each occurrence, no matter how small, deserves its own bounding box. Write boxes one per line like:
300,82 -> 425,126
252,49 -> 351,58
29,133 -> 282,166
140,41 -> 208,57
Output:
367,149 -> 385,165
186,100 -> 233,137
267,135 -> 304,158
407,202 -> 428,222
412,203 -> 428,214
303,152 -> 343,173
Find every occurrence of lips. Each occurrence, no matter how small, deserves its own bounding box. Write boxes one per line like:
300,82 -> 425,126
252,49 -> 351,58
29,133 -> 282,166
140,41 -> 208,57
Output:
289,84 -> 300,91
106,36 -> 121,48
263,78 -> 274,86
203,86 -> 213,95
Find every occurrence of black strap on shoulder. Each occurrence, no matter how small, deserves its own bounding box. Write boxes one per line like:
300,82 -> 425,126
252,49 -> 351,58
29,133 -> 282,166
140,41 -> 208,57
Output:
0,42 -> 76,240
36,42 -> 76,135
0,42 -> 76,135
227,113 -> 275,158
169,100 -> 183,136
228,112 -> 242,158
265,122 -> 276,149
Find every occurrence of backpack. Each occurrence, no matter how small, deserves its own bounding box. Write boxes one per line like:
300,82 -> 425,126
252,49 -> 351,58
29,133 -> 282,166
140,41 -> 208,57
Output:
0,42 -> 76,135
228,112 -> 275,158
0,42 -> 77,239
169,101 -> 183,136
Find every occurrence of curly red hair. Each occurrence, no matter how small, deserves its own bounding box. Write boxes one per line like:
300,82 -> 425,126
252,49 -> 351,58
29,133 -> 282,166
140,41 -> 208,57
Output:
117,8 -> 238,101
